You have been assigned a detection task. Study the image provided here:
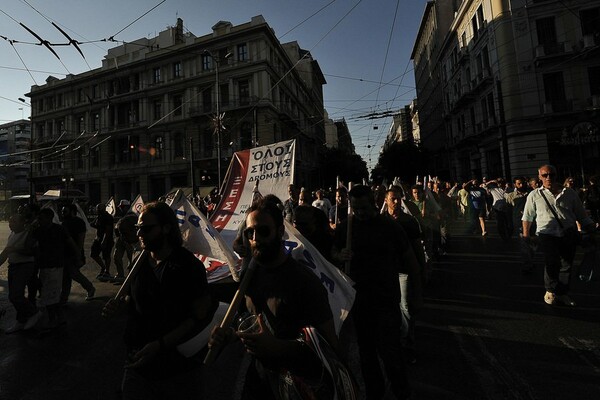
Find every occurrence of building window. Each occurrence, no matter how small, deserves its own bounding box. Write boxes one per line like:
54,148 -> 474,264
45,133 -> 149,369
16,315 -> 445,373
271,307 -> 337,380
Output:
90,145 -> 100,167
580,7 -> 600,36
173,95 -> 183,116
472,16 -> 479,40
173,61 -> 182,78
78,88 -> 84,103
78,116 -> 85,133
487,93 -> 496,123
203,88 -> 212,112
239,80 -> 250,105
92,85 -> 99,99
153,100 -> 162,120
477,5 -> 484,28
543,72 -> 568,111
37,125 -> 44,141
173,132 -> 184,158
202,54 -> 212,71
220,84 -> 229,107
536,17 -> 557,51
240,122 -> 252,149
153,67 -> 161,84
153,136 -> 164,159
93,113 -> 100,131
77,148 -> 84,169
589,66 -> 600,95
237,43 -> 248,61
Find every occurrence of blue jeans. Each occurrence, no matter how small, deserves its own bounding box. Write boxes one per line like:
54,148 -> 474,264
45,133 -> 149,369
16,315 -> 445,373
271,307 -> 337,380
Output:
538,234 -> 576,294
8,262 -> 38,322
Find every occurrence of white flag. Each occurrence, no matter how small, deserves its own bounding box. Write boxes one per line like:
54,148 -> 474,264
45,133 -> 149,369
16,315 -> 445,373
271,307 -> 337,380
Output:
41,201 -> 61,224
283,221 -> 355,334
73,201 -> 92,231
129,194 -> 144,215
167,190 -> 240,281
106,197 -> 116,217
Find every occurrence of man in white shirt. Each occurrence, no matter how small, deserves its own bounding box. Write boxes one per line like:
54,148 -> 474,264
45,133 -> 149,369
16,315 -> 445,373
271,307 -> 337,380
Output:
522,164 -> 596,307
311,189 -> 332,216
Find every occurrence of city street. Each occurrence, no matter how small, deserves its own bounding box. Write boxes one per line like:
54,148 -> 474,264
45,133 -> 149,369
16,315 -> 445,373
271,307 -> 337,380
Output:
1,219 -> 599,399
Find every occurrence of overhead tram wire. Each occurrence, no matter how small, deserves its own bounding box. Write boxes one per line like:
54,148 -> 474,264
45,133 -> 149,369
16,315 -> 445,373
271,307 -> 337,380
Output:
106,0 -> 167,42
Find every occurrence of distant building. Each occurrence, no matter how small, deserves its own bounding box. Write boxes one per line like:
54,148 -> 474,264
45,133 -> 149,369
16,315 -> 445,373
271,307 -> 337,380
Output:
26,16 -> 327,203
334,118 -> 355,155
384,105 -> 415,151
0,119 -> 31,198
412,0 -> 600,183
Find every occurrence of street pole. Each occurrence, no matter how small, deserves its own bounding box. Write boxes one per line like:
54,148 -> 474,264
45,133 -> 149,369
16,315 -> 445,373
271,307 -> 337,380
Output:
190,137 -> 197,201
216,57 -> 221,194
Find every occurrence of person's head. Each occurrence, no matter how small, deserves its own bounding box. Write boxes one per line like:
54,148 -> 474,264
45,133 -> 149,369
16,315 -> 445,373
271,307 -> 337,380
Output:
336,187 -> 348,205
298,190 -> 311,206
245,197 -> 285,264
96,203 -> 106,214
61,205 -> 71,219
288,184 -> 299,201
118,214 -> 140,245
136,201 -> 182,252
8,214 -> 26,233
385,187 -> 403,217
529,177 -> 540,189
411,184 -> 424,201
563,177 -> 575,188
513,177 -> 527,192
38,208 -> 55,228
315,189 -> 324,200
349,185 -> 377,221
293,205 -> 317,236
538,164 -> 557,189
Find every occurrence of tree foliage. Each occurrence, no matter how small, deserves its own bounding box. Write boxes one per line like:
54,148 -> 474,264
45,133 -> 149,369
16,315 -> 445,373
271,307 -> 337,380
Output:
372,141 -> 428,183
321,147 -> 369,187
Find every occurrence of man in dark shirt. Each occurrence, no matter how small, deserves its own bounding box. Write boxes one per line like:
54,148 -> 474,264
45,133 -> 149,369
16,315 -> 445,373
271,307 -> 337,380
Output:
332,185 -> 419,400
211,198 -> 341,399
90,203 -> 114,281
328,186 -> 348,230
60,204 -> 95,303
33,208 -> 81,329
103,202 -> 216,399
282,184 -> 300,223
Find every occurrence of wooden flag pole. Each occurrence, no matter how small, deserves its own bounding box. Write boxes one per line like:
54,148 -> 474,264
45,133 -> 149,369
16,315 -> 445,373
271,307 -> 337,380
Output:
203,261 -> 257,365
114,250 -> 148,300
344,182 -> 353,275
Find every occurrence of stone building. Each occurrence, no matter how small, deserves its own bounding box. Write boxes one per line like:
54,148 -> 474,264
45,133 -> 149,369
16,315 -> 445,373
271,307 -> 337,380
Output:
412,0 -> 600,183
27,16 -> 326,203
0,120 -> 31,198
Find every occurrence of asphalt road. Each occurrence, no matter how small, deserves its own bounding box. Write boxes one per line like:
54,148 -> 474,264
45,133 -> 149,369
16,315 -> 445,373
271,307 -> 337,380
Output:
1,218 -> 599,400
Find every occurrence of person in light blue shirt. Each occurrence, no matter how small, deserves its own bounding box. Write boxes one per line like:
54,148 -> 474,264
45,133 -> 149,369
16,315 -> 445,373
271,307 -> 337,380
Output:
522,164 -> 596,307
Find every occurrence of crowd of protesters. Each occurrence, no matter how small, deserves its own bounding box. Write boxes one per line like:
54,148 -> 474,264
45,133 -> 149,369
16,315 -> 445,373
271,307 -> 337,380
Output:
1,164 -> 599,399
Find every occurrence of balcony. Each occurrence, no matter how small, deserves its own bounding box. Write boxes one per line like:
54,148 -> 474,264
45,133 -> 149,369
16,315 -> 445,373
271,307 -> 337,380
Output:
534,42 -> 574,65
542,99 -> 573,115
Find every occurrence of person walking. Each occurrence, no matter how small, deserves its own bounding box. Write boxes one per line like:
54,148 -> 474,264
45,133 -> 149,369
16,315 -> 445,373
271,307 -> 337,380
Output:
60,204 -> 95,303
90,203 -> 115,282
522,165 -> 597,306
0,214 -> 41,333
332,185 -> 421,400
103,202 -> 217,400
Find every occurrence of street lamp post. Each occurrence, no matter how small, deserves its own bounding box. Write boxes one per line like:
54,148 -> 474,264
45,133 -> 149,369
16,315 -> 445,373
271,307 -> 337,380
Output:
204,50 -> 231,193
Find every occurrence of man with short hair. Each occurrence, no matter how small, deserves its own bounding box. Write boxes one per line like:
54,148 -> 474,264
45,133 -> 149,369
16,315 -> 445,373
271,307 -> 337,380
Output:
522,165 -> 596,306
283,184 -> 300,223
312,189 -> 332,216
384,186 -> 426,364
333,185 -> 419,400
103,202 -> 216,399
210,197 -> 343,399
60,204 -> 95,303
506,177 -> 536,273
329,186 -> 348,230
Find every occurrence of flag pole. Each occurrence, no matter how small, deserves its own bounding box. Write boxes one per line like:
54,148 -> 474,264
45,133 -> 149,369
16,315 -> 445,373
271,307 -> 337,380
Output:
335,176 -> 340,226
344,182 -> 353,275
204,260 -> 257,365
113,250 -> 148,300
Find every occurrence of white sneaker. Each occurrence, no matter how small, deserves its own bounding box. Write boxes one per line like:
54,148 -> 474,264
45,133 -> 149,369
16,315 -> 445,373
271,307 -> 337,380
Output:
24,310 -> 42,330
5,321 -> 25,334
544,291 -> 556,305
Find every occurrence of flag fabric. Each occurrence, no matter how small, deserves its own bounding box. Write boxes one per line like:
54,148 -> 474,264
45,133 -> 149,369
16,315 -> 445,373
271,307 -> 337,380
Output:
41,201 -> 61,224
167,190 -> 240,281
209,139 -> 295,245
129,194 -> 144,215
73,201 -> 92,231
106,197 -> 116,217
283,221 -> 355,334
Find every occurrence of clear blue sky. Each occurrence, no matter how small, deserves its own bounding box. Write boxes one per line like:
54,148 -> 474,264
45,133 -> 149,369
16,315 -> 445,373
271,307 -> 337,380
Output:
0,0 -> 427,171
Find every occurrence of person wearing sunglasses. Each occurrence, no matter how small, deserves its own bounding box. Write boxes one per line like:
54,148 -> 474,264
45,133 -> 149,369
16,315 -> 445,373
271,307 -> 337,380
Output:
102,201 -> 217,399
522,165 -> 597,307
210,197 -> 347,399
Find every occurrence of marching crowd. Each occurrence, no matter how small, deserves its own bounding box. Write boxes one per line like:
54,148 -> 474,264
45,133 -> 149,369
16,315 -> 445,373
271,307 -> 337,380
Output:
0,162 -> 599,399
